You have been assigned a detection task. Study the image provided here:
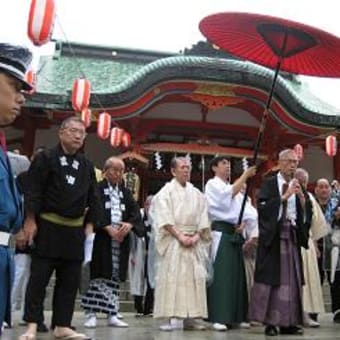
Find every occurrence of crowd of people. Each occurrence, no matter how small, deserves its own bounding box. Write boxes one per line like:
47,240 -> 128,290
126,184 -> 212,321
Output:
2,43 -> 340,340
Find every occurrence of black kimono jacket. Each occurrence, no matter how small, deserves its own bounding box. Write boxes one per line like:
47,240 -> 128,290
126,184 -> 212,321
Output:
254,175 -> 311,286
25,145 -> 101,260
90,180 -> 144,282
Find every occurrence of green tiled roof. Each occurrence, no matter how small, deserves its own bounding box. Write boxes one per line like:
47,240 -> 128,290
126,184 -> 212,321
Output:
37,55 -> 145,94
28,40 -> 340,129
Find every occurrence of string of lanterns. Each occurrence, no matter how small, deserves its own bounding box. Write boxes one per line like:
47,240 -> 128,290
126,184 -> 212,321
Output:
72,78 -> 91,112
326,135 -> 337,157
80,108 -> 92,128
293,144 -> 303,160
293,135 -> 338,160
97,112 -> 111,140
27,0 -> 132,149
110,127 -> 123,146
27,0 -> 56,46
24,70 -> 37,95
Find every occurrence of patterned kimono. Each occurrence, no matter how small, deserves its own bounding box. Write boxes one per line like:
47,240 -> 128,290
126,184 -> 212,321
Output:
153,179 -> 211,318
81,184 -> 122,315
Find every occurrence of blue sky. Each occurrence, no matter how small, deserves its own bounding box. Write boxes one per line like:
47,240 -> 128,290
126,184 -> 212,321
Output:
2,0 -> 340,109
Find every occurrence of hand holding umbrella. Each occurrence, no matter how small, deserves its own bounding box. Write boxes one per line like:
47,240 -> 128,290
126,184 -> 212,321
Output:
199,12 -> 340,223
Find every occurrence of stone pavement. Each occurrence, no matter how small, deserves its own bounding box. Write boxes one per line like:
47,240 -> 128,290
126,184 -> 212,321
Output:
3,312 -> 340,340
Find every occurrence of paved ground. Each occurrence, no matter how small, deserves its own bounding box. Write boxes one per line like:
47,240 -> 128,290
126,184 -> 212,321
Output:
3,312 -> 340,340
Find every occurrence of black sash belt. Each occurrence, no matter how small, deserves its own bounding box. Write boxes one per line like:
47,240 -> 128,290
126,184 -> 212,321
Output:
211,221 -> 235,234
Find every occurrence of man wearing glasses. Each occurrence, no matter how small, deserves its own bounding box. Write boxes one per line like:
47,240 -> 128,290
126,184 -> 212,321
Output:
248,149 -> 311,336
20,116 -> 100,340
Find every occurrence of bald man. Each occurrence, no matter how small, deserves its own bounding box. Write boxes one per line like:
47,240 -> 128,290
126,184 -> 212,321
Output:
81,157 -> 144,328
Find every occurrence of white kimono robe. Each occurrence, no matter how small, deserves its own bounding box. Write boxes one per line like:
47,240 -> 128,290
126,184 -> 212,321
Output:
302,193 -> 328,313
153,179 -> 211,318
205,176 -> 258,262
128,231 -> 146,296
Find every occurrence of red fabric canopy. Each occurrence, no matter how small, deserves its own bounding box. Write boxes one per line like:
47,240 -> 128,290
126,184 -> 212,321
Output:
199,12 -> 340,77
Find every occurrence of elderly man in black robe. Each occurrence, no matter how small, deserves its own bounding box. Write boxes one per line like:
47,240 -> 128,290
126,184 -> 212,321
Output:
81,157 -> 144,328
248,149 -> 311,336
20,116 -> 100,340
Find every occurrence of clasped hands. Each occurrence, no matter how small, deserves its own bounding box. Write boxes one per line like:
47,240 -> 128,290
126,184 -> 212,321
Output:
107,222 -> 132,242
283,179 -> 305,205
177,232 -> 200,248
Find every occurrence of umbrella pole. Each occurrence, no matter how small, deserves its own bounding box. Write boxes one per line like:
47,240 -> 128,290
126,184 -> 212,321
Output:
201,155 -> 205,192
237,60 -> 281,225
253,60 -> 281,162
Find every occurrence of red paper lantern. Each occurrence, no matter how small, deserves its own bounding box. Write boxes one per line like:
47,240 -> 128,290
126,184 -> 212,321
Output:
27,0 -> 56,46
121,131 -> 131,148
81,108 -> 91,128
25,70 -> 37,94
326,135 -> 337,157
72,78 -> 91,112
110,127 -> 123,147
97,112 -> 111,140
293,144 -> 303,161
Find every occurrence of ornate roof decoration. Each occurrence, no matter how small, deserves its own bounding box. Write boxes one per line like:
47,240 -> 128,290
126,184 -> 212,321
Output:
183,40 -> 239,60
184,84 -> 244,110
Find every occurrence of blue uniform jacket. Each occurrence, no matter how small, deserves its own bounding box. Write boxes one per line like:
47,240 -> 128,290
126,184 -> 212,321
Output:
0,149 -> 23,233
0,148 -> 23,332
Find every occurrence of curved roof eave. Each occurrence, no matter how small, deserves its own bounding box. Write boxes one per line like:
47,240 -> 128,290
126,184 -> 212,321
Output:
26,55 -> 340,129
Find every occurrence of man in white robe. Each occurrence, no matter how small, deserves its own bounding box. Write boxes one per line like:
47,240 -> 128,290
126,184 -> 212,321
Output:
295,168 -> 328,328
153,157 -> 211,331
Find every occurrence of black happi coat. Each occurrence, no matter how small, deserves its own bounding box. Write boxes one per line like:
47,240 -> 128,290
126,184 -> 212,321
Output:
25,145 -> 100,260
90,180 -> 144,282
254,175 -> 311,286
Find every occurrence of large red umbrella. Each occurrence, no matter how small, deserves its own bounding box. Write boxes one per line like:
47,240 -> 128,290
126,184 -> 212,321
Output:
199,12 -> 340,223
200,12 -> 340,77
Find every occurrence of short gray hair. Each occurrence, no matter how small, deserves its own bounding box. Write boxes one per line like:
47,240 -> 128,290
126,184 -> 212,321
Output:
60,116 -> 86,130
278,149 -> 295,160
295,167 -> 309,183
103,157 -> 125,172
170,157 -> 191,170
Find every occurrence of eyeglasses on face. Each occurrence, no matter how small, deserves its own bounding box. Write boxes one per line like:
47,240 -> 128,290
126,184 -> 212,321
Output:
64,127 -> 87,138
282,159 -> 299,164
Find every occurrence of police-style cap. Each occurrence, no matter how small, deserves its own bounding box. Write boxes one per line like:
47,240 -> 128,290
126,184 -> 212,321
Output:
0,43 -> 33,91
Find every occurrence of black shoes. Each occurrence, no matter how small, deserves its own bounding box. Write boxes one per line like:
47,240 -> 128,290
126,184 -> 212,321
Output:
279,326 -> 303,335
265,325 -> 303,336
265,325 -> 278,336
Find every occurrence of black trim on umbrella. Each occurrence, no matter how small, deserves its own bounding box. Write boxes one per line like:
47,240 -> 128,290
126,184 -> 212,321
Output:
257,23 -> 318,58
